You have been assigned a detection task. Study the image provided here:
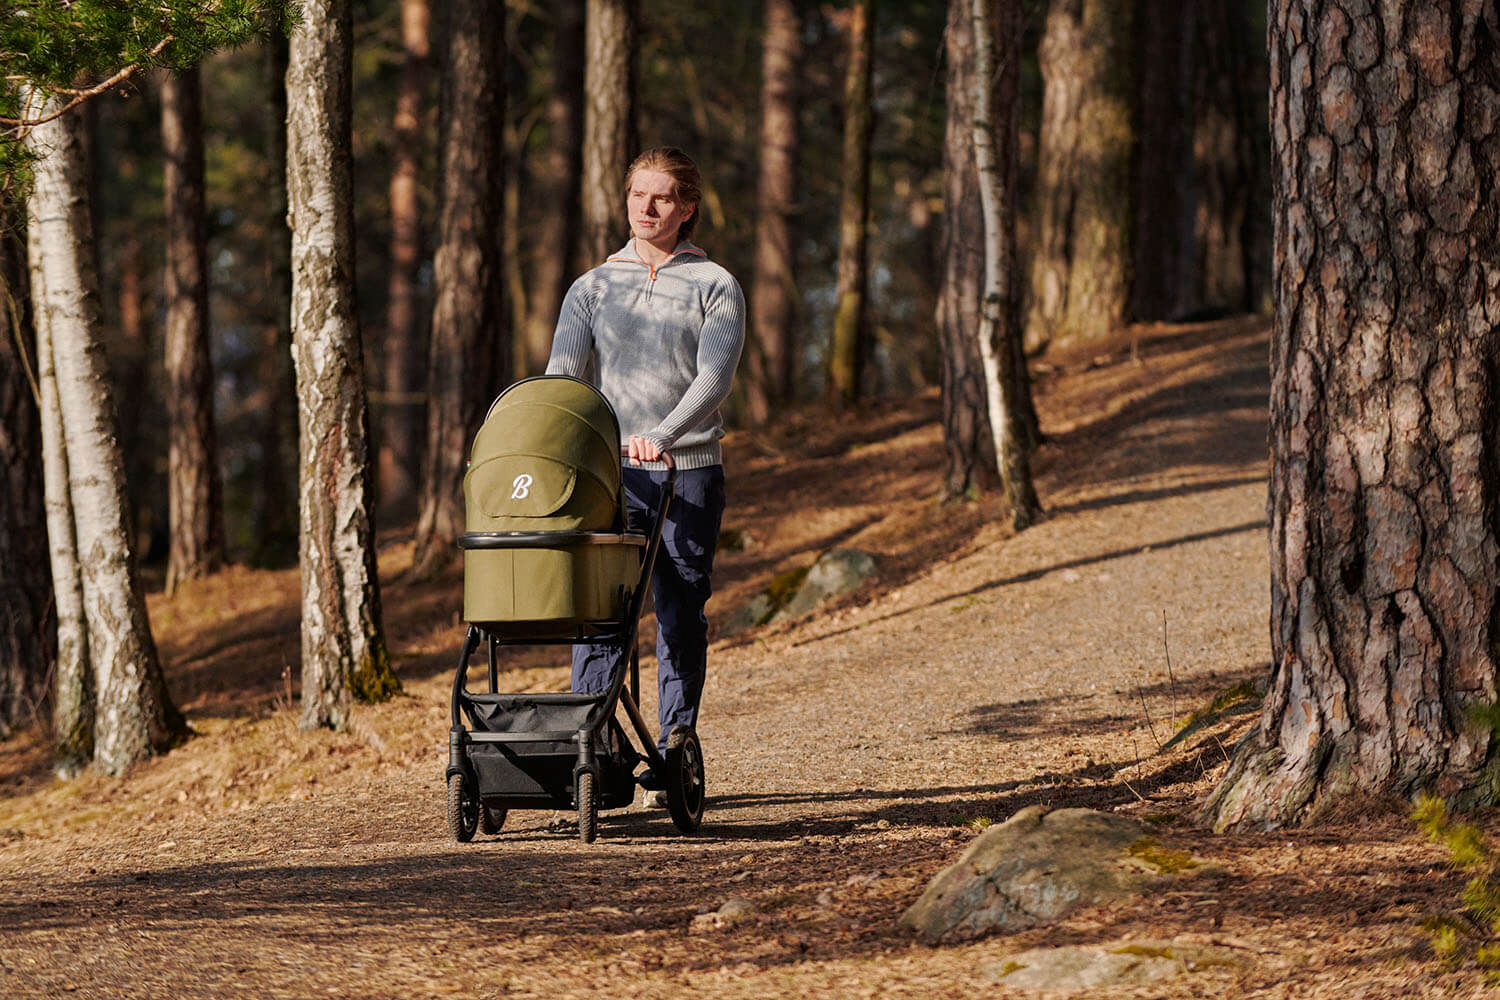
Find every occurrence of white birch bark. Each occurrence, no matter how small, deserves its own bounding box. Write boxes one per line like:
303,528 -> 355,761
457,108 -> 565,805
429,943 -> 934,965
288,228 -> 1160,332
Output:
969,0 -> 1039,529
25,87 -> 184,775
286,0 -> 397,730
27,199 -> 92,776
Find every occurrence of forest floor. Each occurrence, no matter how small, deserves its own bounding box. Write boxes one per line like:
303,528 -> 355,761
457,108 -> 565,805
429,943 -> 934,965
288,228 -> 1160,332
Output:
1,315 -> 1495,998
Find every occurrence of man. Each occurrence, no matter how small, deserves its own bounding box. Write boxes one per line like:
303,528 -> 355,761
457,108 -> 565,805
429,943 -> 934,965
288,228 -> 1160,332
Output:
546,147 -> 745,790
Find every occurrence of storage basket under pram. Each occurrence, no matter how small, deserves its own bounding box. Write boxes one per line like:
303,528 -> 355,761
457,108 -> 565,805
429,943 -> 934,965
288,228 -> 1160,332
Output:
444,374 -> 705,843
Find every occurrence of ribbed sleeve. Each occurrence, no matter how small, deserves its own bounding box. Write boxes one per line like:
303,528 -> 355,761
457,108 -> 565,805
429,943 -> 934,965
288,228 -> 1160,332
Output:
641,264 -> 745,451
544,274 -> 598,381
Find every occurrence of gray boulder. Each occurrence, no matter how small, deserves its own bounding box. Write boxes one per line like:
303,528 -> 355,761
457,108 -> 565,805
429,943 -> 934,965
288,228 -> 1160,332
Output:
771,548 -> 877,622
722,549 -> 877,635
900,806 -> 1203,941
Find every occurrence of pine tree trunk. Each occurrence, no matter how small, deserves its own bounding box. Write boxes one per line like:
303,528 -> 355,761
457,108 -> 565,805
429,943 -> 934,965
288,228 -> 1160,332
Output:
1055,0 -> 1136,345
256,23 -> 297,566
1193,0 -> 1268,315
286,0 -> 399,730
969,0 -> 1040,530
1024,0 -> 1084,353
526,0 -> 585,371
745,0 -> 802,424
161,66 -> 226,593
1202,0 -> 1500,831
581,0 -> 637,267
0,229 -> 54,739
378,0 -> 430,516
29,230 -> 93,775
939,0 -> 994,499
828,0 -> 875,407
26,88 -> 186,775
411,0 -> 506,580
1131,0 -> 1196,321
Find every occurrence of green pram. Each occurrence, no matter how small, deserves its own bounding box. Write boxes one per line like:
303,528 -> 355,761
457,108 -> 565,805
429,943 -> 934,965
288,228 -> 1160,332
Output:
444,375 -> 705,843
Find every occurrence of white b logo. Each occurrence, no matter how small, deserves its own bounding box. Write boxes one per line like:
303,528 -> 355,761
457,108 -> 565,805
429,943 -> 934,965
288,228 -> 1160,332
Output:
510,474 -> 533,500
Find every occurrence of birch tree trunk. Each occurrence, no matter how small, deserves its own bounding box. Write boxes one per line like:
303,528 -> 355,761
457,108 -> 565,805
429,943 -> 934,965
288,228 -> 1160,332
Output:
581,0 -> 637,267
969,0 -> 1040,530
527,0 -> 585,370
30,244 -> 92,774
286,0 -> 399,730
26,88 -> 186,775
746,0 -> 802,424
1202,0 -> 1500,831
1,229 -> 54,740
161,66 -> 226,593
378,0 -> 430,515
411,0 -> 506,580
828,0 -> 875,407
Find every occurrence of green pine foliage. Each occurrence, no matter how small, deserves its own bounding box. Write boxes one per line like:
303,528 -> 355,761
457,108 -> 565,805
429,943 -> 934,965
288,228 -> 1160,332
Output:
1,0 -> 299,211
1415,791 -> 1500,976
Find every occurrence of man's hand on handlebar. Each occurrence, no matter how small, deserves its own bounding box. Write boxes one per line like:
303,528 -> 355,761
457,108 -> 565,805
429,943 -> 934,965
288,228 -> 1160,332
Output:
625,436 -> 674,467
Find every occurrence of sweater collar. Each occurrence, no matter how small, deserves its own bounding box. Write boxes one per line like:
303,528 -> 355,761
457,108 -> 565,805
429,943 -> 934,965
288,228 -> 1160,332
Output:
608,238 -> 709,266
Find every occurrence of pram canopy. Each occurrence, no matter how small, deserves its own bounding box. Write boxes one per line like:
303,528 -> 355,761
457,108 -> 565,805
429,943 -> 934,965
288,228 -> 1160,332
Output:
465,375 -> 624,534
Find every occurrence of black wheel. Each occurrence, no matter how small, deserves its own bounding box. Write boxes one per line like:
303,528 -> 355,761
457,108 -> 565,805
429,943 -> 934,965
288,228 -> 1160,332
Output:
576,770 -> 598,844
447,772 -> 478,843
664,726 -> 705,833
479,802 -> 507,835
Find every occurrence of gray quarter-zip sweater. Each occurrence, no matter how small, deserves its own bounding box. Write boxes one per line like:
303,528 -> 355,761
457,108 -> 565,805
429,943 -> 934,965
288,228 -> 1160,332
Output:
546,239 -> 746,470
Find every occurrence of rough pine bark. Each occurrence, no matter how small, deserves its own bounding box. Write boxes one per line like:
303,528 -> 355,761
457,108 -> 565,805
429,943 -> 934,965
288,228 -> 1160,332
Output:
1203,2 -> 1500,831
581,0 -> 637,267
828,0 -> 875,407
0,229 -> 54,739
1132,0 -> 1197,322
1056,0 -> 1137,345
26,89 -> 186,775
378,0 -> 430,515
526,0 -> 584,371
256,23 -> 297,566
411,0 -> 506,580
745,0 -> 802,424
286,0 -> 399,730
1193,0 -> 1268,314
969,0 -> 1040,530
161,66 -> 226,593
938,0 -> 994,498
1024,0 -> 1084,353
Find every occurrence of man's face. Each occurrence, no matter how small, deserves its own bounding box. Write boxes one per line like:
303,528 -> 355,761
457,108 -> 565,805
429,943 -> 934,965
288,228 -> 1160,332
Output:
627,168 -> 694,247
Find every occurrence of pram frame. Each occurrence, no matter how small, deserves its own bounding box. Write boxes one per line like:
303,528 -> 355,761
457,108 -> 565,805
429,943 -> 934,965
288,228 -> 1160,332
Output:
445,376 -> 694,843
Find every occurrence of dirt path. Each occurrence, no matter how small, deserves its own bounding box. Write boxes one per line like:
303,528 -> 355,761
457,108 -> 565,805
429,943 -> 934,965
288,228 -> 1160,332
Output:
0,318 -> 1487,998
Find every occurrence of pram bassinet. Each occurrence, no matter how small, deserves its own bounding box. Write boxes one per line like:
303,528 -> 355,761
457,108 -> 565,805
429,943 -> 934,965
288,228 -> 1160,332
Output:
462,375 -> 637,625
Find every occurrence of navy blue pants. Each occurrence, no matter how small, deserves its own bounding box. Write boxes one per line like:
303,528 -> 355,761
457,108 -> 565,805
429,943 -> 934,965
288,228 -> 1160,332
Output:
572,464 -> 726,754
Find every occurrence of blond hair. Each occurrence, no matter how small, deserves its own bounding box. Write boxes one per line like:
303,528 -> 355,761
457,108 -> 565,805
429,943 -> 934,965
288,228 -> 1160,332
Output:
625,146 -> 703,240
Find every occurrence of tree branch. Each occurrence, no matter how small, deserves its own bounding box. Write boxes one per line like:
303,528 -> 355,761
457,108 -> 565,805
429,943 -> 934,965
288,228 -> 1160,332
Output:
0,36 -> 174,129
